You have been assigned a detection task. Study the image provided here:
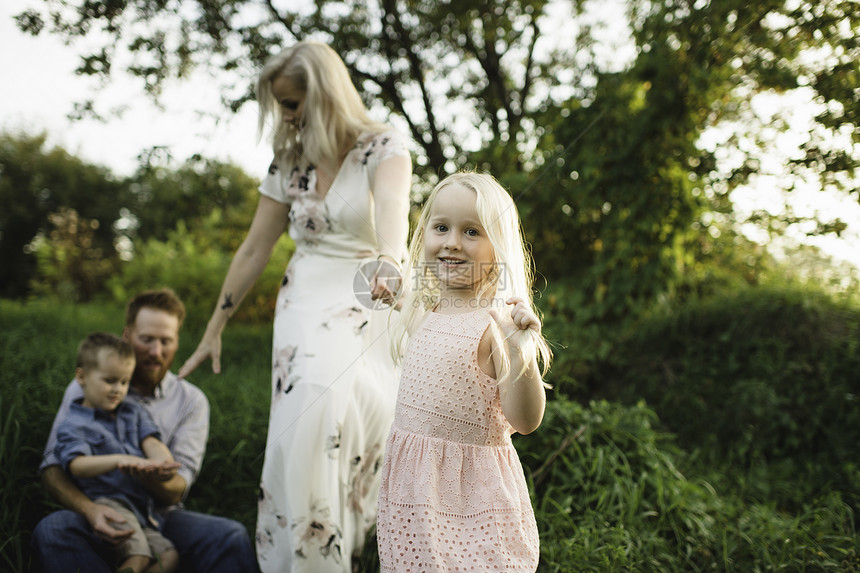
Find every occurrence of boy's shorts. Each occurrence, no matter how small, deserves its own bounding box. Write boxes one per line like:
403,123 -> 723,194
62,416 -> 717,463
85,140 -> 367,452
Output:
94,497 -> 174,561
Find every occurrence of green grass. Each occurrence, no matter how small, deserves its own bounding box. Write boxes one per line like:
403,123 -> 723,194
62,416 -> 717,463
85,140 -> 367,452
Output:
2,296 -> 858,572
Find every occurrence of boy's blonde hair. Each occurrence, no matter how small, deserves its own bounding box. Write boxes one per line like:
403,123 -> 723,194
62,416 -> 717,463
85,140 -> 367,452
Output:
393,172 -> 551,385
77,332 -> 135,371
257,41 -> 387,171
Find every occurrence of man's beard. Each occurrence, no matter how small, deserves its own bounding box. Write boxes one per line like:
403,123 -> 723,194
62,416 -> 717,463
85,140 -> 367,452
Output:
133,358 -> 171,388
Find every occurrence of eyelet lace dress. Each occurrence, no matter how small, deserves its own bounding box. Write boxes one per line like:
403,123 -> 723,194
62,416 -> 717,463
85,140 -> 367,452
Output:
377,309 -> 539,572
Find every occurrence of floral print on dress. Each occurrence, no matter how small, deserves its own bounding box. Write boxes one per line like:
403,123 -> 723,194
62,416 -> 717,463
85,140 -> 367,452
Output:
350,132 -> 397,167
272,344 -> 299,408
284,165 -> 331,246
325,424 -> 342,460
347,442 -> 383,514
292,502 -> 343,564
320,306 -> 366,334
289,195 -> 330,245
257,484 -> 288,562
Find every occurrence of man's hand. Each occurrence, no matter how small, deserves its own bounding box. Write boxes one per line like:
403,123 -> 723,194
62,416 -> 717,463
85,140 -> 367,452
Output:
83,502 -> 135,545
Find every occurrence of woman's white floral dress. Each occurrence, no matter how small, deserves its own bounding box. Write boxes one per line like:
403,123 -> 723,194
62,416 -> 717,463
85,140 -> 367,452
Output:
255,130 -> 409,572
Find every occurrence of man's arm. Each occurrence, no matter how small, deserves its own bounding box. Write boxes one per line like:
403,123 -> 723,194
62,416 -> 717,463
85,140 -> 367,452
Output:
126,435 -> 182,504
135,382 -> 209,505
41,465 -> 134,544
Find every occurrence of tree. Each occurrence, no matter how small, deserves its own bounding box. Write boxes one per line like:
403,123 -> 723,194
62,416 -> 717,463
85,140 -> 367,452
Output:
14,0 -> 582,180
14,0 -> 859,328
126,151 -> 262,248
518,0 -> 859,330
0,132 -> 127,297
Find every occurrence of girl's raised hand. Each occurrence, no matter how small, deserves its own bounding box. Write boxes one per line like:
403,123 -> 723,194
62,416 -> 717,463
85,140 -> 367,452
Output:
489,297 -> 541,349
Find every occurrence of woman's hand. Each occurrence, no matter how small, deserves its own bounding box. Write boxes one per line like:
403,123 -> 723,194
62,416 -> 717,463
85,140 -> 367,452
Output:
177,329 -> 222,378
370,256 -> 403,307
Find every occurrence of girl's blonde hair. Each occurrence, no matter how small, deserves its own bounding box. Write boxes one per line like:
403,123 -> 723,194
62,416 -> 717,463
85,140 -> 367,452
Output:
257,41 -> 387,170
393,172 -> 552,386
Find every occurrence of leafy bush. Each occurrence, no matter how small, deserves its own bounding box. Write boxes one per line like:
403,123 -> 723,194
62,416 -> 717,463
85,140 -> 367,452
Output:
107,211 -> 295,322
28,208 -> 119,302
2,299 -> 857,572
523,396 -> 856,572
588,284 -> 860,511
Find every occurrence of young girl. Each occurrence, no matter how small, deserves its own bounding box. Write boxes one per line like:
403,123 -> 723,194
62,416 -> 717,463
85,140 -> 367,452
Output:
377,172 -> 552,572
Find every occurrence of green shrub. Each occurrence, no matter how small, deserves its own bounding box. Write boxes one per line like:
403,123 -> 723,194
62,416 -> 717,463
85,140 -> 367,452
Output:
522,396 -> 857,572
107,211 -> 295,323
3,299 -> 857,572
178,321 -> 272,531
589,284 -> 860,511
0,300 -> 119,572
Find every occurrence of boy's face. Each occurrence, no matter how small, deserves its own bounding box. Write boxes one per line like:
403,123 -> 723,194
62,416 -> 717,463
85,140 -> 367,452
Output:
76,349 -> 136,412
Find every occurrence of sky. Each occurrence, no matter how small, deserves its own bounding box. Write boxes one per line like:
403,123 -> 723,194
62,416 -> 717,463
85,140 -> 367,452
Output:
1,0 -> 270,176
2,0 -> 859,271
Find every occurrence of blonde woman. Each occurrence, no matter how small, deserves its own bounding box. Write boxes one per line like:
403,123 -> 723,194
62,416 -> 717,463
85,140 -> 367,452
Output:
377,172 -> 552,572
179,41 -> 412,572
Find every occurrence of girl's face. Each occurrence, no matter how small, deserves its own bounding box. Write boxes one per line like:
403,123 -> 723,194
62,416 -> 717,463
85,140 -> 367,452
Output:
271,76 -> 306,127
423,183 -> 496,294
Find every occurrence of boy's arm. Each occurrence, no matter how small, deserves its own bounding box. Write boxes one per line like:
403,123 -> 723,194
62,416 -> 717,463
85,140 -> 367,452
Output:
68,453 -> 145,478
130,414 -> 185,506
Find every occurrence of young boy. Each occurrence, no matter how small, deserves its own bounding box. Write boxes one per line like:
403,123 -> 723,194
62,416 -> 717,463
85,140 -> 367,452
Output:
55,332 -> 181,573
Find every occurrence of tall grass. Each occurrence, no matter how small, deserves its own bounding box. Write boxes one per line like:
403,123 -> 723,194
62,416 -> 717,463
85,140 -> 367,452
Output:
2,294 -> 858,571
0,299 -> 273,571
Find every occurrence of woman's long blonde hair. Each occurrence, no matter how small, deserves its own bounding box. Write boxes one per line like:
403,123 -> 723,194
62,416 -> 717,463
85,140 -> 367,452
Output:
257,41 -> 387,170
393,172 -> 552,386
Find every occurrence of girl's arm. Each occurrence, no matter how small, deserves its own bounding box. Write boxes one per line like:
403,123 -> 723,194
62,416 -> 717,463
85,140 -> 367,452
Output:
178,195 -> 289,378
488,298 -> 547,435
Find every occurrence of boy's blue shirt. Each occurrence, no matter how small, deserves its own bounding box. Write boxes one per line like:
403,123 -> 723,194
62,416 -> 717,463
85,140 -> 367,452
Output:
55,398 -> 162,529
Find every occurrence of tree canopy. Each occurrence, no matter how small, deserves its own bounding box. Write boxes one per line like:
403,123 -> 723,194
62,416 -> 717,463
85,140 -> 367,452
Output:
12,0 -> 860,331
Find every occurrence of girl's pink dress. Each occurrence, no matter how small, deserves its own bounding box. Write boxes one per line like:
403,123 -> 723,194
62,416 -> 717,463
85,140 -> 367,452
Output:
377,308 -> 539,572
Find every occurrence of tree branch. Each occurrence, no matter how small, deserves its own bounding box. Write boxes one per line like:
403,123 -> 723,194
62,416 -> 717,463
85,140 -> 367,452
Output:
380,0 -> 446,170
